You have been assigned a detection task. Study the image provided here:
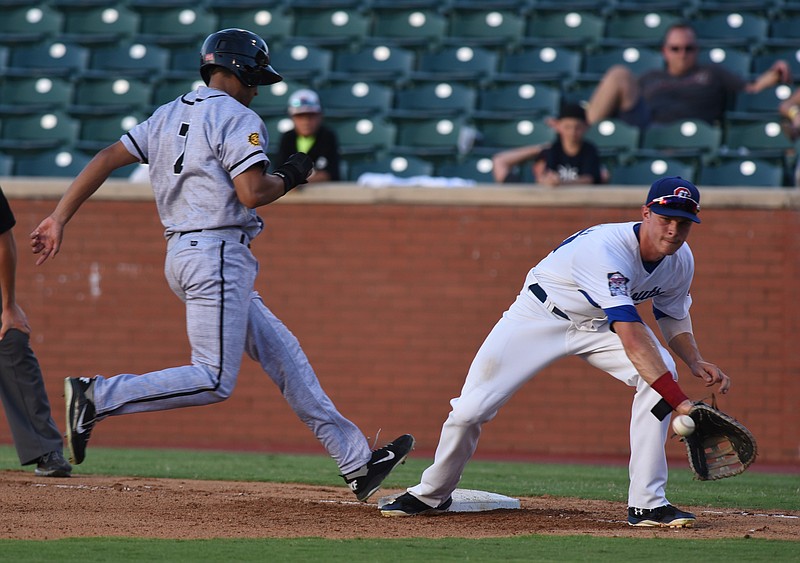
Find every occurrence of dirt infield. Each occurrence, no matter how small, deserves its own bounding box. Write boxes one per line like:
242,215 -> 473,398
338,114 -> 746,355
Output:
1,471 -> 797,541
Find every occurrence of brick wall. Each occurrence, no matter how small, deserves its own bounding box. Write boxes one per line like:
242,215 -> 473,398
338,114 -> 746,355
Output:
4,185 -> 799,467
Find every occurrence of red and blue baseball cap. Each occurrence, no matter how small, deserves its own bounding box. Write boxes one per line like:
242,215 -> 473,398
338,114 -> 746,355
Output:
645,176 -> 701,223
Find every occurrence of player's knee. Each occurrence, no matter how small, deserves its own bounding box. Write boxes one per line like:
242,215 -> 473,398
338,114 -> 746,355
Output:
448,404 -> 497,427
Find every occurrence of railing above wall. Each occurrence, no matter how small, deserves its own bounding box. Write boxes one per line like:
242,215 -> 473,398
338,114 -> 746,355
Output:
3,179 -> 800,210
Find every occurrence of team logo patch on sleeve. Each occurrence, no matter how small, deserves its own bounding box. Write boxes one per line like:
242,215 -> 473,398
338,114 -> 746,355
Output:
607,272 -> 630,297
248,133 -> 260,146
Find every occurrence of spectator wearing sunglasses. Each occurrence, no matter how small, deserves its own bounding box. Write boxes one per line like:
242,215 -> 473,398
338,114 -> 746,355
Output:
585,22 -> 790,128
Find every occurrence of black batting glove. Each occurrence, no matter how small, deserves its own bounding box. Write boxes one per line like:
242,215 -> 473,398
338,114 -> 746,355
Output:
273,153 -> 313,194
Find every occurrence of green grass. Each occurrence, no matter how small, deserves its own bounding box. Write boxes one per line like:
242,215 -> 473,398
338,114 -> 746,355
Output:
0,537 -> 797,563
1,445 -> 798,561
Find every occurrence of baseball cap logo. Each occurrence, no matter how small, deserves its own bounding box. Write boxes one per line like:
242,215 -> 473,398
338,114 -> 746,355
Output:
673,187 -> 691,198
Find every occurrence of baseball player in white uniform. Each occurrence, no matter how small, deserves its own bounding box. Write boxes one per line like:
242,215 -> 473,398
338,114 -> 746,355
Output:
30,28 -> 414,502
381,177 -> 731,527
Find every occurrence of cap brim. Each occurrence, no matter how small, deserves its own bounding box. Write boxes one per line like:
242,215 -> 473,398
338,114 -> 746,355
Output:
650,206 -> 701,224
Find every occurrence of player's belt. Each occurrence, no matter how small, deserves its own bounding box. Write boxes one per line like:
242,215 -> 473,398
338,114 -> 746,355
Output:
180,229 -> 249,245
528,284 -> 569,320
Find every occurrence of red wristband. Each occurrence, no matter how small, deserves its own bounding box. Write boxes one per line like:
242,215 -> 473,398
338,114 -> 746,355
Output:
650,371 -> 689,410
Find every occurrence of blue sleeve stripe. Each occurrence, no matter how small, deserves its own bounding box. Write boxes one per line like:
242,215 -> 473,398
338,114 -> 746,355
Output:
605,304 -> 643,325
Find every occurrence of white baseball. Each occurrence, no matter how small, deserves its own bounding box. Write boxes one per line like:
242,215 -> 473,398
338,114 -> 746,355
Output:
672,414 -> 696,436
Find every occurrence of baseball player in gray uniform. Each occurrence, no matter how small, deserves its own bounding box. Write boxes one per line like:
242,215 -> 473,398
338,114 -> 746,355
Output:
380,177 -> 730,527
30,29 -> 413,501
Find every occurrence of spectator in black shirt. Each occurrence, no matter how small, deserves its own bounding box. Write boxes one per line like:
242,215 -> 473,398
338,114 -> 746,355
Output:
492,103 -> 608,186
277,89 -> 341,182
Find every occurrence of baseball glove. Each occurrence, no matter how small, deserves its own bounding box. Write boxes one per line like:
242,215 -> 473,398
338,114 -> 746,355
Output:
682,400 -> 757,481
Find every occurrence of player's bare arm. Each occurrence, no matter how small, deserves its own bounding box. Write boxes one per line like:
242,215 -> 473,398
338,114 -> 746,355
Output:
666,331 -> 730,394
614,320 -> 693,414
233,164 -> 287,208
31,142 -> 138,265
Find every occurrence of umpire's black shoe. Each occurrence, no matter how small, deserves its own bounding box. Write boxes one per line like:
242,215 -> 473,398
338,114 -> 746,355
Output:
379,492 -> 453,517
627,504 -> 696,527
342,434 -> 415,502
34,450 -> 72,477
64,377 -> 97,465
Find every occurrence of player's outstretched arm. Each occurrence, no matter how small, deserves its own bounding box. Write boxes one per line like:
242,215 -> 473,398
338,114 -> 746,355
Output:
31,141 -> 138,265
666,331 -> 731,395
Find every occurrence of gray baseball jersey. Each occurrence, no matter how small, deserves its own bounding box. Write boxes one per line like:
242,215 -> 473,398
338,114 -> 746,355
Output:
121,85 -> 268,240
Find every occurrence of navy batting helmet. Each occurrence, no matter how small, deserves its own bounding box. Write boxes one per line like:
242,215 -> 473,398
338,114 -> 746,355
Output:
200,28 -> 282,87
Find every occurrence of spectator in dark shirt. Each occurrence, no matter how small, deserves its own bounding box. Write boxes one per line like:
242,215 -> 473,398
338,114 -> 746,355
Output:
492,103 -> 608,186
277,89 -> 341,182
585,23 -> 790,128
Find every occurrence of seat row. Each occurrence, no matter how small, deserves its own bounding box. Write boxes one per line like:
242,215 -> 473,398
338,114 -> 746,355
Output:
4,2 -> 800,53
1,147 -> 792,188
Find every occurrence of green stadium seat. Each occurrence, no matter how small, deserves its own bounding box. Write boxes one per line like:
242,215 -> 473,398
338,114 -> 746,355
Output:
436,156 -> 496,183
392,118 -> 465,158
602,7 -> 683,48
494,46 -> 582,85
609,157 -> 696,185
268,43 -> 333,84
75,112 -> 145,151
210,5 -> 294,47
369,8 -> 448,50
0,5 -> 62,45
7,41 -> 89,78
584,119 -> 641,159
411,46 -> 498,85
290,8 -> 370,49
134,6 -> 217,47
580,46 -> 662,81
348,154 -> 435,181
389,81 -> 476,119
722,120 -> 794,160
87,42 -> 170,79
0,153 -> 13,176
444,8 -> 525,49
58,4 -> 140,46
13,148 -> 93,177
329,44 -> 416,84
697,47 -> 753,78
474,82 -> 560,120
70,76 -> 153,115
472,117 -> 554,155
0,112 -> 79,152
639,120 -> 722,160
317,81 -> 394,119
0,76 -> 73,115
729,85 -> 793,120
522,9 -> 605,49
693,11 -> 769,49
330,117 -> 396,157
698,157 -> 785,187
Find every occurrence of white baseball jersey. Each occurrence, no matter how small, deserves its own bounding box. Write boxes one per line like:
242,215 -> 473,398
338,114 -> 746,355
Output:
120,85 -> 269,240
530,221 -> 694,330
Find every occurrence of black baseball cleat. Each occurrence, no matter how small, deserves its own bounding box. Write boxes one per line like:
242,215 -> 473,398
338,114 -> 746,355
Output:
379,492 -> 453,517
64,377 -> 97,465
34,450 -> 72,477
342,434 -> 415,502
627,504 -> 696,527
